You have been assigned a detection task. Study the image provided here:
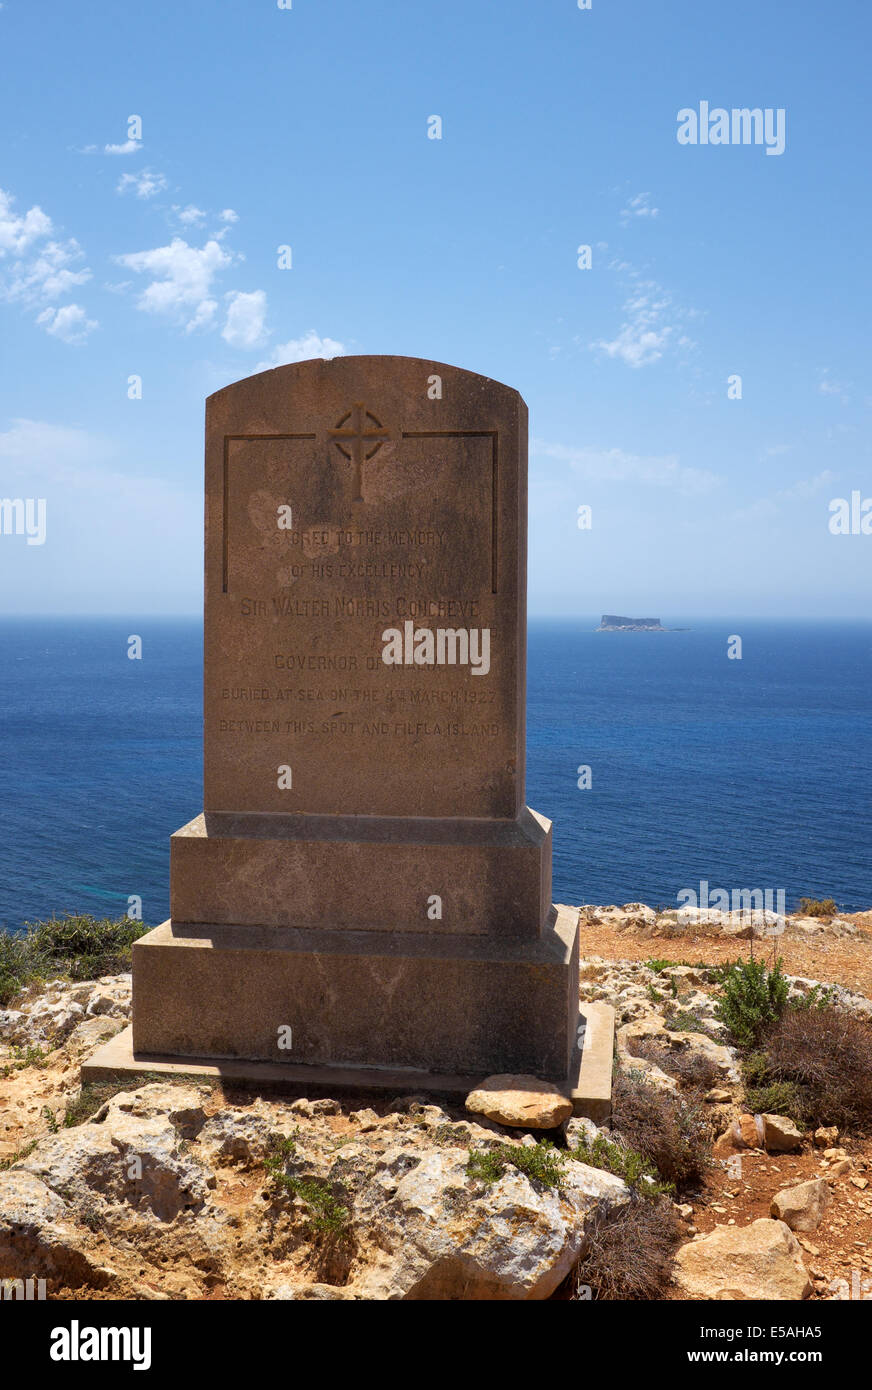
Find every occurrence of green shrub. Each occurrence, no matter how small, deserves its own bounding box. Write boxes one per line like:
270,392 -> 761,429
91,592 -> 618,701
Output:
744,1081 -> 803,1121
798,898 -> 837,920
23,914 -> 148,980
0,932 -> 33,1007
466,1140 -> 566,1190
0,915 -> 148,1005
570,1132 -> 673,1197
264,1136 -> 351,1238
714,956 -> 790,1049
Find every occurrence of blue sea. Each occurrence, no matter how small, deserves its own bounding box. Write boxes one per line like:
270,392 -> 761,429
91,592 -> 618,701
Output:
0,617 -> 869,930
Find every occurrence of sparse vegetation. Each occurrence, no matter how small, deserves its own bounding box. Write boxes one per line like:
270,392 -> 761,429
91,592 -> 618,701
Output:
1,1043 -> 50,1077
757,1007 -> 872,1130
573,1196 -> 682,1300
611,1068 -> 713,1193
466,1140 -> 567,1190
264,1135 -> 351,1238
798,897 -> 837,920
628,1038 -> 721,1091
569,1131 -> 673,1197
0,1137 -> 39,1172
662,1007 -> 719,1039
0,914 -> 148,1006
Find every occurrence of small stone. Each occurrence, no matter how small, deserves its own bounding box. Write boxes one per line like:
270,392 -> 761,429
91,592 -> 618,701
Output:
350,1108 -> 380,1131
814,1126 -> 839,1148
705,1088 -> 732,1104
564,1116 -> 598,1148
289,1097 -> 341,1118
465,1074 -> 573,1130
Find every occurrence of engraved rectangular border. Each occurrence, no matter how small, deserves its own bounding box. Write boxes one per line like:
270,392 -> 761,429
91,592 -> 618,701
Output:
221,430 -> 498,594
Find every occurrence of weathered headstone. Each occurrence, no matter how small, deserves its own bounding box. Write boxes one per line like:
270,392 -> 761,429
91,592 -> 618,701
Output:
89,357 -> 582,1096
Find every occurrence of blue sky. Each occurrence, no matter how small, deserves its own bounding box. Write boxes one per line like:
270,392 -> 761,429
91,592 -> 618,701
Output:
0,0 -> 869,617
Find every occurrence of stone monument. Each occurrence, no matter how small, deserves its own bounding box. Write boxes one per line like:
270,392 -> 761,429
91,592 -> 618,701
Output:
86,356 -> 606,1109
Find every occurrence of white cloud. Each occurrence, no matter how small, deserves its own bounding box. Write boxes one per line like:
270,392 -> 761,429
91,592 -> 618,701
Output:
620,192 -> 659,224
0,419 -> 109,470
534,441 -> 722,496
0,189 -> 53,256
35,303 -> 98,344
783,469 -> 834,498
104,139 -> 141,155
0,188 -> 97,343
117,169 -> 168,200
222,289 -> 267,348
257,331 -> 345,370
173,204 -> 206,225
219,209 -> 238,223
3,238 -> 91,303
592,261 -> 689,368
115,236 -> 233,330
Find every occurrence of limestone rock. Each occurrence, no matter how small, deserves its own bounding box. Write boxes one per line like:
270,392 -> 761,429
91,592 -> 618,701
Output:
0,1170 -> 109,1288
198,1099 -> 291,1166
762,1113 -> 802,1153
770,1178 -> 830,1232
814,1126 -> 839,1148
19,1093 -> 212,1221
715,1113 -> 762,1153
465,1075 -> 572,1129
565,1115 -> 599,1148
95,1083 -> 210,1140
350,1143 -> 627,1299
65,1016 -> 126,1056
673,1219 -> 812,1300
267,1282 -> 361,1300
617,1016 -> 739,1092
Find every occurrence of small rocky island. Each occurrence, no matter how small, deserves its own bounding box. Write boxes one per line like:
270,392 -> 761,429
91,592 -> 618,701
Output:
596,615 -> 667,632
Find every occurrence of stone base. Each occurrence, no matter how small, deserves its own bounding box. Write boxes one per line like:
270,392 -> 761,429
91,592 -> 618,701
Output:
170,808 -> 552,939
126,906 -> 580,1083
81,1000 -> 614,1122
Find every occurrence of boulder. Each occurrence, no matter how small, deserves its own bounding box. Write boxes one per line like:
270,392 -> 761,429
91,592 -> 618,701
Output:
0,1170 -> 110,1289
673,1219 -> 812,1300
762,1113 -> 802,1153
770,1178 -> 830,1232
20,1092 -> 212,1222
350,1143 -> 627,1300
465,1075 -> 572,1129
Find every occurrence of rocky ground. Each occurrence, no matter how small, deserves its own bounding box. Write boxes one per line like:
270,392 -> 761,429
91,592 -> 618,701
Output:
1,903 -> 870,1301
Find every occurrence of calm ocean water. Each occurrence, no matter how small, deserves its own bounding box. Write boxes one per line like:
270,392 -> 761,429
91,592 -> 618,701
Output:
0,617 -> 869,930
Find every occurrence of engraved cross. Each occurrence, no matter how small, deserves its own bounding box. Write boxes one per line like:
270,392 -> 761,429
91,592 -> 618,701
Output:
328,402 -> 390,501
